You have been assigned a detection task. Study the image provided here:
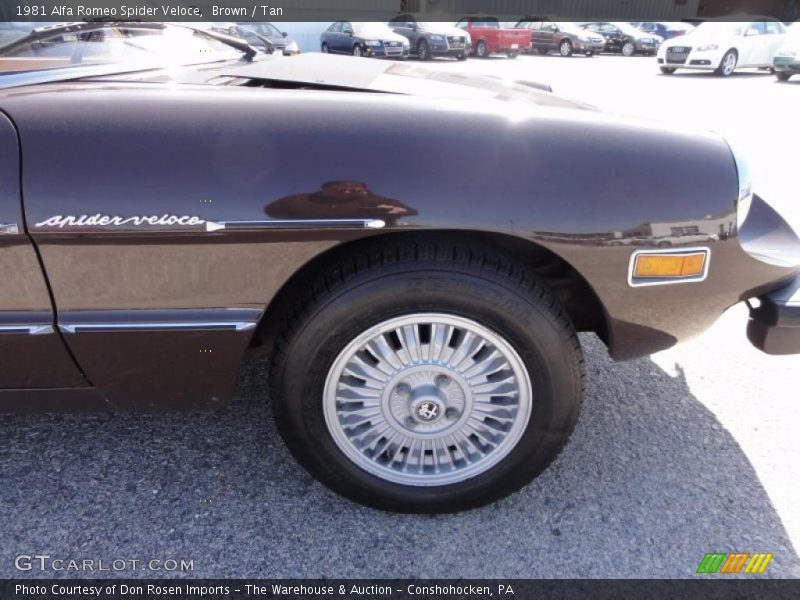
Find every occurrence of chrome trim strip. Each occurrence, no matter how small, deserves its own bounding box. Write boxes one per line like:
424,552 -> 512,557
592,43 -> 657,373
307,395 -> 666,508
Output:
59,321 -> 256,334
208,219 -> 385,231
30,218 -> 385,234
627,246 -> 711,288
0,324 -> 54,335
57,308 -> 262,334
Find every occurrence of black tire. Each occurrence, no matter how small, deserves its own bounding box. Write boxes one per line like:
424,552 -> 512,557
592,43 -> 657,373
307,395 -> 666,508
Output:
457,53 -> 467,61
352,44 -> 363,57
621,41 -> 636,57
714,49 -> 737,76
660,67 -> 676,74
269,238 -> 584,513
559,39 -> 573,57
585,51 -> 594,57
321,43 -> 329,53
776,71 -> 791,82
417,38 -> 430,61
475,40 -> 489,58
536,47 -> 548,55
507,51 -> 518,59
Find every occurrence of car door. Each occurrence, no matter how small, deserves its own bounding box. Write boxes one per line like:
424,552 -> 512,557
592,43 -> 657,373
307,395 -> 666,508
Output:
602,24 -> 624,51
739,21 -> 767,65
340,21 -> 356,53
539,21 -> 557,50
327,21 -> 344,53
0,111 -> 88,390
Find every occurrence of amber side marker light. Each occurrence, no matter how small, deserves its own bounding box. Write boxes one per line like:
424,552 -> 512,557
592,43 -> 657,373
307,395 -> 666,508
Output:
628,248 -> 710,287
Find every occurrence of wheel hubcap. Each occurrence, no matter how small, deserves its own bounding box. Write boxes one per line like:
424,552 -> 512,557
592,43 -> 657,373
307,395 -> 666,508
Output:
724,54 -> 736,74
323,313 -> 532,486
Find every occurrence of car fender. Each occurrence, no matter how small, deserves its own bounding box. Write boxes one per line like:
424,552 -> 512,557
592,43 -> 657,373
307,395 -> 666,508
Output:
2,84 -> 794,405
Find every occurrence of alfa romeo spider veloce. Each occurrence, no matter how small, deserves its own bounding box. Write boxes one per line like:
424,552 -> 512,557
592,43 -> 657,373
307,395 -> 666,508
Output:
0,21 -> 798,513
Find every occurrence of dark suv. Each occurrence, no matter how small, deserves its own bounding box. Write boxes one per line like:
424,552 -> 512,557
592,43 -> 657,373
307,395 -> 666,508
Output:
389,13 -> 469,60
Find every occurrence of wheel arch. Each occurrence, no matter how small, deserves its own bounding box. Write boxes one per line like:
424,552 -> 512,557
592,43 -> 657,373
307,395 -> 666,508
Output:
721,47 -> 739,62
716,48 -> 739,73
249,230 -> 610,357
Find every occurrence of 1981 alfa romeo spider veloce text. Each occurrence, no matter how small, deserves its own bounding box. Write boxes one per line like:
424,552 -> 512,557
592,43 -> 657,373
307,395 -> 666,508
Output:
0,22 -> 798,512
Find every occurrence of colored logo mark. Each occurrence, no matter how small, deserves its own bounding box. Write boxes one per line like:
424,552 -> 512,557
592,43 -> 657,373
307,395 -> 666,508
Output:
696,552 -> 773,574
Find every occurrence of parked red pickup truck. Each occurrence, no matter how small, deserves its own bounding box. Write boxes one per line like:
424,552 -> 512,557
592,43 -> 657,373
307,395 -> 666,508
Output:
456,16 -> 531,58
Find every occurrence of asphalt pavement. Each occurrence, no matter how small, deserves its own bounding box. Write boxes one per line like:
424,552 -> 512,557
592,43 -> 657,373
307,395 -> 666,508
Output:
0,53 -> 798,579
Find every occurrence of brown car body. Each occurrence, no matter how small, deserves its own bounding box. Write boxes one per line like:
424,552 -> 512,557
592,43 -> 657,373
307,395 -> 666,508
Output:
0,52 -> 798,414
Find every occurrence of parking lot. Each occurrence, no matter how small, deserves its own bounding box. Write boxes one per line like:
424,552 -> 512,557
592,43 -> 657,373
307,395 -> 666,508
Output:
0,53 -> 798,579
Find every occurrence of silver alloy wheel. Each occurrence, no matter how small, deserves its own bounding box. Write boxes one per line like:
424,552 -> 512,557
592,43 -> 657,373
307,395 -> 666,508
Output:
477,41 -> 487,57
323,313 -> 533,486
560,41 -> 571,56
622,42 -> 635,56
722,51 -> 737,75
353,45 -> 362,57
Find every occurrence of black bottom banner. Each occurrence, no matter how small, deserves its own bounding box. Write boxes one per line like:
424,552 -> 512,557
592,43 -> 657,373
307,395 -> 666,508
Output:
2,580 -> 800,600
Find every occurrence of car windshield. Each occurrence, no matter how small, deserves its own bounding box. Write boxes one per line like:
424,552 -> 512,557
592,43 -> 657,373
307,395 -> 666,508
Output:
240,22 -> 282,38
0,23 -> 242,74
353,23 -> 394,36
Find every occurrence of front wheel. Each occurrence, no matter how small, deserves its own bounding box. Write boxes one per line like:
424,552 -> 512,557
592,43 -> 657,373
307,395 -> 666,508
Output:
475,40 -> 489,58
715,50 -> 737,76
559,39 -> 573,57
660,66 -> 676,74
457,53 -> 467,61
270,239 -> 584,513
621,41 -> 636,57
507,51 -> 518,59
417,38 -> 430,61
352,44 -> 363,57
536,47 -> 548,55
776,71 -> 791,81
321,43 -> 329,53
